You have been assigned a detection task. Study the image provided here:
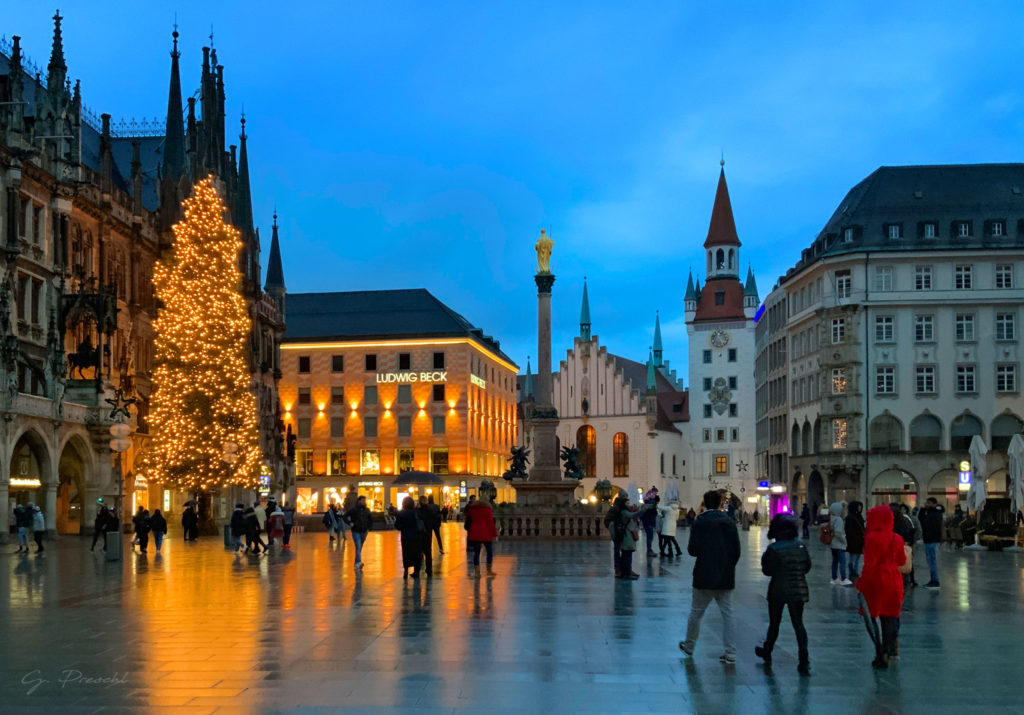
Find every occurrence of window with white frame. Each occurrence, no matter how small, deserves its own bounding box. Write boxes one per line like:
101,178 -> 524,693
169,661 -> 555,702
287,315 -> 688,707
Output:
956,365 -> 976,393
832,418 -> 848,448
957,222 -> 970,238
916,365 -> 935,394
923,222 -> 937,239
843,227 -> 854,243
997,364 -> 1017,393
875,316 -> 894,342
955,265 -> 973,289
915,265 -> 932,290
914,315 -> 934,342
874,266 -> 893,292
887,224 -> 901,240
992,221 -> 1005,237
831,318 -> 846,344
996,264 -> 1013,289
876,366 -> 895,394
832,368 -> 848,394
996,312 -> 1016,341
835,270 -> 852,299
955,313 -> 975,342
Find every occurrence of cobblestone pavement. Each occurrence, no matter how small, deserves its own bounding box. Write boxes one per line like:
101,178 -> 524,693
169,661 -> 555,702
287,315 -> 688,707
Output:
1,522 -> 1022,714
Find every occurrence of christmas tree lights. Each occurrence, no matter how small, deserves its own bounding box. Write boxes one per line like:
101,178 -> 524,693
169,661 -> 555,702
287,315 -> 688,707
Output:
145,177 -> 261,491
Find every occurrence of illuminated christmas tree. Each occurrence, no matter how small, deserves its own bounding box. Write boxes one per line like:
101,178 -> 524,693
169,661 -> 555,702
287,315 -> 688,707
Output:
146,177 -> 261,491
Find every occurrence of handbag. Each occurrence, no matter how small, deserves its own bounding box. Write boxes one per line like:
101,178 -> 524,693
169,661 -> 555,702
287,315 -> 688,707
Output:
898,543 -> 913,574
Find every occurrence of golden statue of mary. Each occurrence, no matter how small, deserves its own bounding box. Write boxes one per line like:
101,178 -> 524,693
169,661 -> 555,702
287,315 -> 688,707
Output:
535,229 -> 554,274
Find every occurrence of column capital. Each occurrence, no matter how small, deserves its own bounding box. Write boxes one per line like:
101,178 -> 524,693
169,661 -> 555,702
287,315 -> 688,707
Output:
535,273 -> 555,294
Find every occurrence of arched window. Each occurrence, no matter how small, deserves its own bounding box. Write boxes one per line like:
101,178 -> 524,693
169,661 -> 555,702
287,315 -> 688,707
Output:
870,414 -> 903,452
613,433 -> 629,478
728,248 -> 735,270
802,421 -> 812,455
792,424 -> 800,455
812,418 -> 821,454
951,413 -> 983,452
910,414 -> 942,452
991,413 -> 1023,451
659,451 -> 664,475
716,248 -> 725,270
576,425 -> 596,479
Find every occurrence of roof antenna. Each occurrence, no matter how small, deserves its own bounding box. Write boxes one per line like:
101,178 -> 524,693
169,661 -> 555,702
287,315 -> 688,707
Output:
209,24 -> 214,48
720,149 -> 725,168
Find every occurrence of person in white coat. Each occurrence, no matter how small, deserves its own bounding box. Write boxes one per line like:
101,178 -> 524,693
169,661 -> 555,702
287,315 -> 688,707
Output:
659,501 -> 682,557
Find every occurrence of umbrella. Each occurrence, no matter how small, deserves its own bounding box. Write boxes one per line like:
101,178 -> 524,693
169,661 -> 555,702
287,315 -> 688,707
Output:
965,435 -> 989,551
1006,434 -> 1024,552
967,435 -> 988,513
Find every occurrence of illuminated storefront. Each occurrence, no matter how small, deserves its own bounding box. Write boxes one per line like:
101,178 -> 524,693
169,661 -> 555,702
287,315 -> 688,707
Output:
282,290 -> 519,513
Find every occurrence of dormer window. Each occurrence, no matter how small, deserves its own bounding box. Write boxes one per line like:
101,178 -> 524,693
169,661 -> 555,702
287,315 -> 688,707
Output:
991,221 -> 1005,237
886,224 -> 902,240
923,222 -> 936,239
957,222 -> 970,238
843,227 -> 854,243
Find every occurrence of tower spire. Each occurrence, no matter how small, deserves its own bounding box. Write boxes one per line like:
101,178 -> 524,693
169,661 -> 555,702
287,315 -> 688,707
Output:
47,10 -> 67,89
646,349 -> 657,395
524,356 -> 533,399
236,116 -> 254,233
265,210 -> 286,295
703,164 -> 741,249
162,26 -> 187,181
653,311 -> 663,367
579,277 -> 591,341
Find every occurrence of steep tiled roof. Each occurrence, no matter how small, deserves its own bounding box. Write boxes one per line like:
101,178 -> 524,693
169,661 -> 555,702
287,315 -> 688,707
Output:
703,168 -> 741,249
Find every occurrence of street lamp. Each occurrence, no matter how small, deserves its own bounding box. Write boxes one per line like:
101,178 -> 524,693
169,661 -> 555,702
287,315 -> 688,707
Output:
594,479 -> 614,503
105,388 -> 136,562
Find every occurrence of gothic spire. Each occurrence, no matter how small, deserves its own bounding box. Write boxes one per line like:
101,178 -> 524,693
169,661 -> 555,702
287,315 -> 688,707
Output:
236,116 -> 254,233
744,264 -> 759,297
579,277 -> 591,341
703,163 -> 741,249
264,211 -> 286,295
524,357 -> 533,400
646,349 -> 657,395
653,311 -> 663,368
47,10 -> 67,89
684,270 -> 697,301
162,27 -> 187,182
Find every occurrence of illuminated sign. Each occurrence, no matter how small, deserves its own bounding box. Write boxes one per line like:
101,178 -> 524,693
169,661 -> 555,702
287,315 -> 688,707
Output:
470,374 -> 486,389
958,460 -> 972,491
134,475 -> 148,490
459,479 -> 467,497
376,371 -> 447,384
10,478 -> 41,488
358,481 -> 384,487
757,480 -> 770,490
258,474 -> 271,495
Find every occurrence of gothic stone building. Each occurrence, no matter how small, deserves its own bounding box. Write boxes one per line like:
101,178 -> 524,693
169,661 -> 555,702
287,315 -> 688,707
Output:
0,14 -> 286,536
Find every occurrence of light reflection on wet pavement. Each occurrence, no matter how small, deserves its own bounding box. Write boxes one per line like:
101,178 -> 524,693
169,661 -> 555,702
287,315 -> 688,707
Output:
2,523 -> 1023,713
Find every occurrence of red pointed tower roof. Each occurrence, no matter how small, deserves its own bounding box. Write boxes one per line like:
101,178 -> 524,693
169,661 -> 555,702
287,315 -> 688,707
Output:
703,164 -> 741,249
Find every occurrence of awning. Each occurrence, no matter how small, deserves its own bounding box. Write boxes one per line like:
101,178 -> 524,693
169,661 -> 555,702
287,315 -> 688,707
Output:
392,471 -> 444,486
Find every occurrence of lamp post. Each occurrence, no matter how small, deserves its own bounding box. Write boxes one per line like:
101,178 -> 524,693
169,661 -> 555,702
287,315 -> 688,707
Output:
594,479 -> 613,504
105,388 -> 136,562
221,441 -> 238,547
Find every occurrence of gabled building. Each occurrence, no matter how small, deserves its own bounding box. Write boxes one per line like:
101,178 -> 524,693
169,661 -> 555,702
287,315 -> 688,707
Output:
684,164 -> 760,505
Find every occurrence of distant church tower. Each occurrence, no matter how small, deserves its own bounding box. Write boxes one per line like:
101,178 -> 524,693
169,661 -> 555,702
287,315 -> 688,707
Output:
685,162 -> 759,502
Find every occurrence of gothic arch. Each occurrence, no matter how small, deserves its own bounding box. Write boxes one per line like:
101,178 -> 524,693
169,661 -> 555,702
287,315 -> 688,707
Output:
951,412 -> 983,452
801,420 -> 812,455
991,413 -> 1023,451
871,468 -> 919,507
910,413 -> 942,452
576,425 -> 596,480
869,413 -> 903,452
791,423 -> 800,456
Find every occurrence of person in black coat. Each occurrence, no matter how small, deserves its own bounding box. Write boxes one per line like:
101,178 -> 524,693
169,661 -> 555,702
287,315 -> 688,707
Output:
679,490 -> 741,663
230,503 -> 247,552
417,496 -> 435,577
149,509 -> 168,553
845,501 -> 866,577
244,507 -> 262,554
891,502 -> 916,587
394,496 -> 424,579
133,509 -> 152,553
181,504 -> 199,542
919,497 -> 945,588
641,496 -> 659,557
799,504 -> 811,539
755,515 -> 811,675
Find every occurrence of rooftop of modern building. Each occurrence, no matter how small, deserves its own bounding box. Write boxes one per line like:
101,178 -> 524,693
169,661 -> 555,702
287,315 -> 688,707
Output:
283,289 -> 516,367
782,162 -> 1024,283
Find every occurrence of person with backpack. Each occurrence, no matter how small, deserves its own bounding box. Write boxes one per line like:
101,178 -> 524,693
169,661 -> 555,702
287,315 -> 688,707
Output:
826,502 -> 851,586
754,514 -> 811,676
891,503 -> 916,588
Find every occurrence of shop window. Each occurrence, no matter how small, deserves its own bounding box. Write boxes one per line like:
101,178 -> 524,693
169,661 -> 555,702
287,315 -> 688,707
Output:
433,352 -> 446,369
331,355 -> 344,372
327,449 -> 347,475
298,356 -> 310,373
360,449 -> 380,475
431,448 -> 449,475
432,416 -> 445,435
396,448 -> 415,473
397,385 -> 412,404
295,449 -> 313,476
399,353 -> 411,370
364,417 -> 377,438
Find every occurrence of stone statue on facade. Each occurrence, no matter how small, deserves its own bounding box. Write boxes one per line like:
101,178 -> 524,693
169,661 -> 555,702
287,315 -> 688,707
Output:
535,229 -> 554,274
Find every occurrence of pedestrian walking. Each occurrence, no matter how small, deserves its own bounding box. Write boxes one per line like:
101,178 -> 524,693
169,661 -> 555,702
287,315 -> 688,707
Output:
418,496 -> 435,576
891,503 -> 916,588
30,503 -> 45,553
181,503 -> 198,541
659,500 -> 683,558
754,514 -> 811,676
828,502 -> 851,586
345,495 -> 372,569
427,494 -> 444,554
615,500 -> 642,580
845,501 -> 866,578
268,506 -> 285,548
135,508 -> 152,553
150,509 -> 167,553
254,499 -> 268,538
230,503 -> 247,552
641,495 -> 659,557
605,493 -> 627,577
686,507 -> 696,527
799,503 -> 811,539
464,493 -> 498,578
282,503 -> 296,549
463,495 -> 477,552
679,490 -> 741,664
856,505 -> 909,669
13,503 -> 30,553
919,497 -> 945,588
395,497 -> 425,579
90,501 -> 110,551
244,506 -> 264,554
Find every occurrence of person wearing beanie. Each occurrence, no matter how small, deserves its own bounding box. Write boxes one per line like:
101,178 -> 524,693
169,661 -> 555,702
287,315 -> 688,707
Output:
755,514 -> 811,675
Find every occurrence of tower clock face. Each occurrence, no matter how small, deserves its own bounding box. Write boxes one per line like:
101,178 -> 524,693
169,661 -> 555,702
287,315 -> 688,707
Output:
709,329 -> 730,348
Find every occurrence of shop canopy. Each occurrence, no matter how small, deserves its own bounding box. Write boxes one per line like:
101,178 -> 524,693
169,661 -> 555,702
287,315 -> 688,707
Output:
392,471 -> 444,487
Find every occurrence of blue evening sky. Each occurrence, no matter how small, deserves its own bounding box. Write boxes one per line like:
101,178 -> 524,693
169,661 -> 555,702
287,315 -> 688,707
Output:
7,2 -> 1024,379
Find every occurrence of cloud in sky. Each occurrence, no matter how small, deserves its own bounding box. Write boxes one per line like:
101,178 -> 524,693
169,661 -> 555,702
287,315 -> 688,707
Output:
6,0 -> 1024,377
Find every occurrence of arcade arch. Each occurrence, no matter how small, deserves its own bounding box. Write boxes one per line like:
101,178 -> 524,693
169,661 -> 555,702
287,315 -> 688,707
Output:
871,468 -> 918,507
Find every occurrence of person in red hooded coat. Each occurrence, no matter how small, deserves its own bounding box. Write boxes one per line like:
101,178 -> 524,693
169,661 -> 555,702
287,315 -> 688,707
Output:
855,505 -> 907,669
464,497 -> 498,578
